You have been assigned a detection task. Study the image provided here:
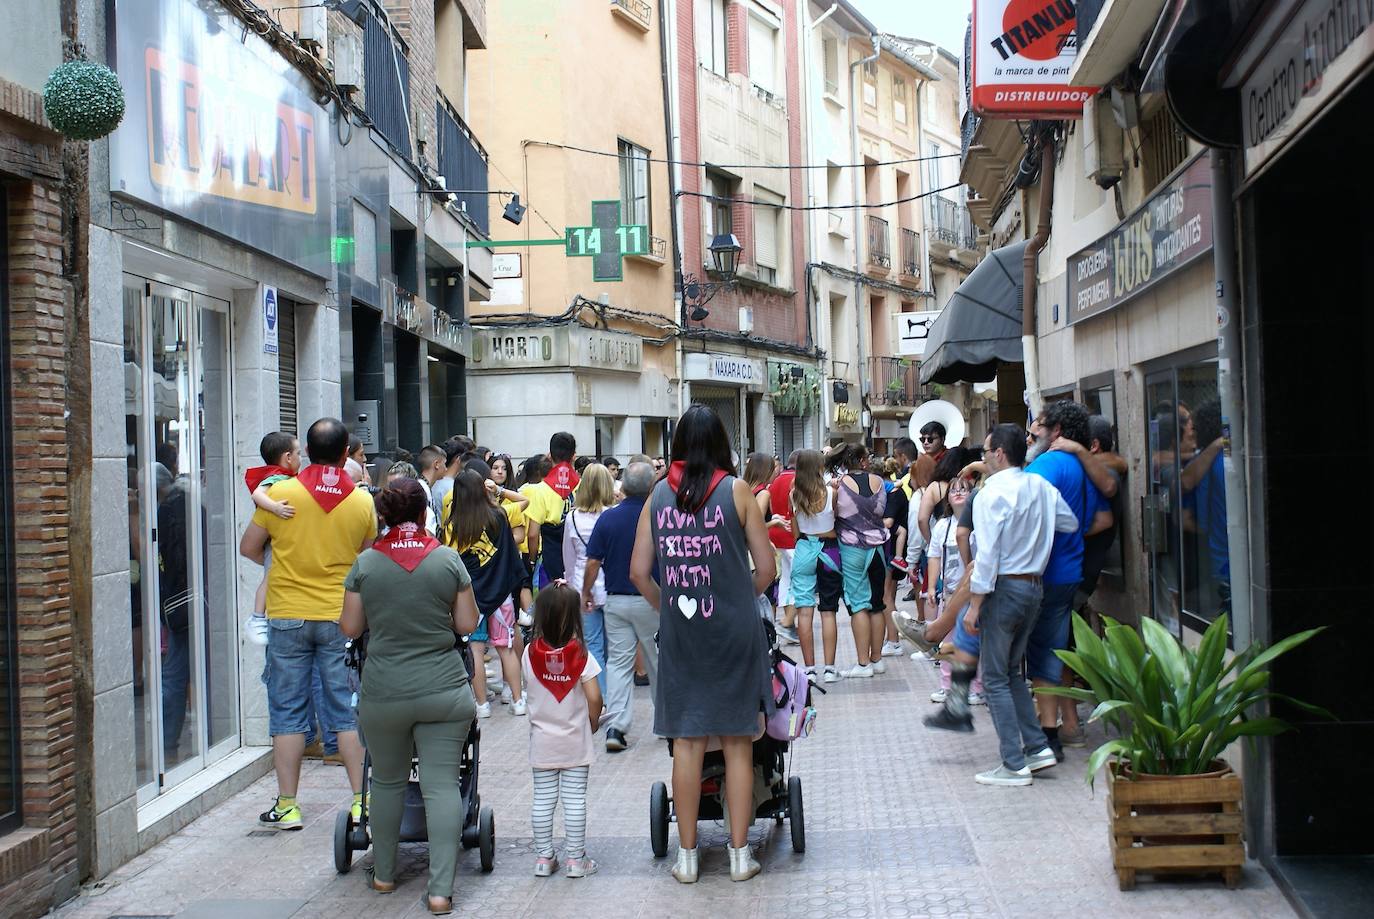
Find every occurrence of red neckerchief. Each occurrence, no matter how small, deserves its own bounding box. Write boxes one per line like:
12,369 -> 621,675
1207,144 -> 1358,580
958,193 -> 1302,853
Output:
547,461 -> 580,499
667,461 -> 729,512
529,637 -> 587,702
295,463 -> 356,513
372,521 -> 441,572
244,464 -> 292,494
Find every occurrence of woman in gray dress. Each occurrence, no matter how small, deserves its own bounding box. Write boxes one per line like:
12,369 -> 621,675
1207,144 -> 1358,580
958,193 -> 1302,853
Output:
629,405 -> 777,884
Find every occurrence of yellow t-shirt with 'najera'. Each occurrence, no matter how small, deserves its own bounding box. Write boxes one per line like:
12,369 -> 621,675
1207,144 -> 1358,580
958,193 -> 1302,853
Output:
254,477 -> 378,620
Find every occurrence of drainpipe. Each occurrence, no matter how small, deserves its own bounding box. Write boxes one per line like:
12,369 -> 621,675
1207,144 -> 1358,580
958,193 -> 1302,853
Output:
657,0 -> 686,420
850,33 -> 881,438
1021,130 -> 1055,421
1210,149 -> 1251,649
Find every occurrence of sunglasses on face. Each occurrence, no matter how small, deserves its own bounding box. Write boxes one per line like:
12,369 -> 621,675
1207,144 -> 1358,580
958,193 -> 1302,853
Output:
919,435 -> 940,443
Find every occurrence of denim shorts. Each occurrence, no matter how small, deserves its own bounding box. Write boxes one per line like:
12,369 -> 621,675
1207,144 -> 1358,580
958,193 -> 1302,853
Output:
952,604 -> 981,657
791,536 -> 842,611
1026,581 -> 1080,682
469,612 -> 490,643
263,618 -> 357,736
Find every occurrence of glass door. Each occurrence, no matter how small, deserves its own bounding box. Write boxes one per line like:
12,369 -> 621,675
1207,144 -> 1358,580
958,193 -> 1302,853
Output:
124,275 -> 239,802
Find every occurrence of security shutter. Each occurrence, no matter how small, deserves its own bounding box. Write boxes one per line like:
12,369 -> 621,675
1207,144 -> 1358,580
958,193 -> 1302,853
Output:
692,385 -> 741,459
277,300 -> 297,437
754,189 -> 781,270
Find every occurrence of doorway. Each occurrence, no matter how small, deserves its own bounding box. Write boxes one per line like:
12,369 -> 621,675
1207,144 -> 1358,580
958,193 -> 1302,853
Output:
122,274 -> 240,802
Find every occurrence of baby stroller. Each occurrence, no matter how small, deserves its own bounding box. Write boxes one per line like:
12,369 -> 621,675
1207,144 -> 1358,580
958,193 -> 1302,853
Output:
333,635 -> 496,874
649,621 -> 818,857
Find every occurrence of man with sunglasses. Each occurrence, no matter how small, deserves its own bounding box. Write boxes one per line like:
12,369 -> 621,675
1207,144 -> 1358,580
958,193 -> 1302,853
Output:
925,424 -> 1078,787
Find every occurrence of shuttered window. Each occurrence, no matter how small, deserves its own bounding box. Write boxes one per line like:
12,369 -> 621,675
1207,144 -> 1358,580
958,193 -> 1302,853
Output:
277,300 -> 297,437
753,188 -> 782,285
749,16 -> 777,94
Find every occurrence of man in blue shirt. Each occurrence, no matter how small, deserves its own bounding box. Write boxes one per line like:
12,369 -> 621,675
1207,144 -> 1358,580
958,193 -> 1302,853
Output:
583,461 -> 657,753
1025,401 -> 1115,760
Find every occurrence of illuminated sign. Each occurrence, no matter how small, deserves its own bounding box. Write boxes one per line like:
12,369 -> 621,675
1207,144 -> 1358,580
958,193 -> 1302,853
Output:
971,0 -> 1097,118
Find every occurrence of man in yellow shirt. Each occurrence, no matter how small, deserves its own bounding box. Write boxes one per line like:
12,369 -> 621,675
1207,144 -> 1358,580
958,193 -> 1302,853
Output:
240,418 -> 377,830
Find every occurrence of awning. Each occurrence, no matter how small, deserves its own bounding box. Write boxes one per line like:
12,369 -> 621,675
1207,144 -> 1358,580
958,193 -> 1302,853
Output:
920,241 -> 1026,385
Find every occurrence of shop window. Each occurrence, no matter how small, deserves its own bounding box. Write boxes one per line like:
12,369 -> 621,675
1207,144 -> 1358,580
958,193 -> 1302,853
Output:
1083,377 -> 1125,582
1142,353 -> 1227,637
618,139 -> 651,230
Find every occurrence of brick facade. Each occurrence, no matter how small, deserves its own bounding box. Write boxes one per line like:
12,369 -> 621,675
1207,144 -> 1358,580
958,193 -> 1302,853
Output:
0,114 -> 78,919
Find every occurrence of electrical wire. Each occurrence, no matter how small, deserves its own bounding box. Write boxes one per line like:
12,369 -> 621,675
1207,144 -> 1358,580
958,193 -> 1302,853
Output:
678,182 -> 964,212
523,140 -> 962,171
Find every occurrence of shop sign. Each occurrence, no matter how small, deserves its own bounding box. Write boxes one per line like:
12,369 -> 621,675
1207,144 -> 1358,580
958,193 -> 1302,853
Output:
262,286 -> 279,355
684,352 -> 763,386
431,310 -> 467,354
570,329 -> 642,373
470,328 -> 567,370
1240,0 -> 1374,177
109,0 -> 334,278
835,404 -> 860,427
1066,152 -> 1213,325
971,0 -> 1097,118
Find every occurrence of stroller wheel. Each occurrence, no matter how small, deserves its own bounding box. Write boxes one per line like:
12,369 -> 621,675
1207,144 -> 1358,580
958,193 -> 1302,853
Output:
478,806 -> 496,872
333,809 -> 354,874
788,776 -> 805,853
461,793 -> 481,849
649,781 -> 670,858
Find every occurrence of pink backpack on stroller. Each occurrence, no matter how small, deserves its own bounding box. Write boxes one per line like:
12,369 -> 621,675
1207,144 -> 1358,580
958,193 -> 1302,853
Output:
766,657 -> 816,741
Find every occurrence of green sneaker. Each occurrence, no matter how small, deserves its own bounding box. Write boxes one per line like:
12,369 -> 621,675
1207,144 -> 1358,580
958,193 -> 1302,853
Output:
259,797 -> 302,830
350,792 -> 369,821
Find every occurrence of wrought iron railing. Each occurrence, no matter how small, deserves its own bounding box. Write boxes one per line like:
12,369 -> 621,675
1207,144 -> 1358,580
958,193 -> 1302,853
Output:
869,356 -> 931,406
900,228 -> 920,279
436,90 -> 489,235
865,215 -> 890,269
610,0 -> 652,27
362,5 -> 412,156
926,196 -> 977,250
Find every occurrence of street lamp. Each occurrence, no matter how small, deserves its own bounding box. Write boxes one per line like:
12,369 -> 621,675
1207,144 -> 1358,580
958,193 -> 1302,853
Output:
682,233 -> 742,322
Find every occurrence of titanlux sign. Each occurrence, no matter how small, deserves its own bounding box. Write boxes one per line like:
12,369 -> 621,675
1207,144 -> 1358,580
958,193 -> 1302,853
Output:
1066,153 -> 1213,325
971,0 -> 1097,117
109,0 -> 334,277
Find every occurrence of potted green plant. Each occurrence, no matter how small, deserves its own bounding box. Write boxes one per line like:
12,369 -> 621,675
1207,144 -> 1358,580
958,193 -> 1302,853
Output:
1038,612 -> 1329,890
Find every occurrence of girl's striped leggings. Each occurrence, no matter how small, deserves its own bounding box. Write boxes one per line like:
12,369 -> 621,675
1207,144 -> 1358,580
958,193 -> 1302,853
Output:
531,765 -> 590,858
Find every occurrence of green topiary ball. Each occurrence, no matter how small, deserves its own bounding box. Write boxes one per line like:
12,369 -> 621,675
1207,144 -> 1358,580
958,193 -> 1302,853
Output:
43,60 -> 126,141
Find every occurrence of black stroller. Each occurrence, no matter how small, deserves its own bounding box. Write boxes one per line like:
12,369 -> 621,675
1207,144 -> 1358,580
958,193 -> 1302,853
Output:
648,621 -> 816,857
333,635 -> 496,874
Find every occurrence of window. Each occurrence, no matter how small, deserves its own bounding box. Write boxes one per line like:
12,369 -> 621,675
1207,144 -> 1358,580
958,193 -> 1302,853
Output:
753,188 -> 783,286
822,36 -> 839,95
1141,104 -> 1190,190
749,16 -> 778,95
696,0 -> 727,76
862,60 -> 878,108
893,76 -> 908,124
707,172 -> 734,239
618,139 -> 651,229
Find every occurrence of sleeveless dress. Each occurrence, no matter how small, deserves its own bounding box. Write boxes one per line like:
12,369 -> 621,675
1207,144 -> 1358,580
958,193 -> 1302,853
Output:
649,475 -> 772,738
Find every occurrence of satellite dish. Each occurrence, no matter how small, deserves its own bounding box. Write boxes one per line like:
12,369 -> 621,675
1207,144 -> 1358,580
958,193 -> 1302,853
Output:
909,399 -> 966,447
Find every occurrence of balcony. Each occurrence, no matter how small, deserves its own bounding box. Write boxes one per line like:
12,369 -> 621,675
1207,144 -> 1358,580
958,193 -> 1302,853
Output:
610,0 -> 652,31
362,7 -> 412,156
926,196 -> 978,255
869,356 -> 931,408
436,90 -> 490,235
900,228 -> 921,281
865,215 -> 891,272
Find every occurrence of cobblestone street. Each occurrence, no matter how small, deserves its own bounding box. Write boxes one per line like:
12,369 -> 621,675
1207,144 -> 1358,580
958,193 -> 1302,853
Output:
52,605 -> 1297,919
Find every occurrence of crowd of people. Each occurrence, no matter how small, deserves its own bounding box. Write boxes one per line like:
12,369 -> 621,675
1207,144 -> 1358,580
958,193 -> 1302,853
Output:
236,396 -> 1123,907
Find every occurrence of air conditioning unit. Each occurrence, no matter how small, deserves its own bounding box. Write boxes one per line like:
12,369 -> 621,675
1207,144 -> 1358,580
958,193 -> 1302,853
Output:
1083,94 -> 1124,189
295,5 -> 328,57
738,306 -> 754,334
332,31 -> 362,93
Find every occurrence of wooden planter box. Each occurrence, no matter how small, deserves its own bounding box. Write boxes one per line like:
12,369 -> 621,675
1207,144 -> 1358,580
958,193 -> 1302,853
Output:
1106,761 -> 1245,891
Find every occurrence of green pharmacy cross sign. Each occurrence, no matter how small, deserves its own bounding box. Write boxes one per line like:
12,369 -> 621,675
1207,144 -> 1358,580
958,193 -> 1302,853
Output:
466,200 -> 648,282
565,200 -> 648,281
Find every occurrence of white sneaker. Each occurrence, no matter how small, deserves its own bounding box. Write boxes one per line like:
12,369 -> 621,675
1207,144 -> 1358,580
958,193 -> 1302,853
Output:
805,667 -> 818,685
1024,747 -> 1057,772
930,688 -> 948,703
475,702 -> 492,719
517,607 -> 534,628
881,641 -> 903,657
968,691 -> 986,706
844,665 -> 874,679
511,698 -> 527,717
500,685 -> 513,705
870,659 -> 887,674
822,667 -> 841,684
245,614 -> 270,646
975,764 -> 1033,786
910,650 -> 927,662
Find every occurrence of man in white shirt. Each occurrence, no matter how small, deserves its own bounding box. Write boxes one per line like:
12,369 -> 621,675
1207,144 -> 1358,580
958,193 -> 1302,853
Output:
924,423 -> 1079,787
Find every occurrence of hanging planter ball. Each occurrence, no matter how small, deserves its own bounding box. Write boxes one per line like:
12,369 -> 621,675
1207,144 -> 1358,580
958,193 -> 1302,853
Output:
43,60 -> 126,141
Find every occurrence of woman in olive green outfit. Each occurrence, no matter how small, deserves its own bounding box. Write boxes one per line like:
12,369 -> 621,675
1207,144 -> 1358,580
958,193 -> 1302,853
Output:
341,478 -> 479,915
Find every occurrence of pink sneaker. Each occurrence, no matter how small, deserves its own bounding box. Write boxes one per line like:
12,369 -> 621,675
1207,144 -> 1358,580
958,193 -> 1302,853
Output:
565,856 -> 598,878
534,856 -> 559,877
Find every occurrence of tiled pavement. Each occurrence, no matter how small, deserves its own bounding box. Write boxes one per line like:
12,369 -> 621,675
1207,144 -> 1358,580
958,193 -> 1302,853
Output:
53,604 -> 1297,919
